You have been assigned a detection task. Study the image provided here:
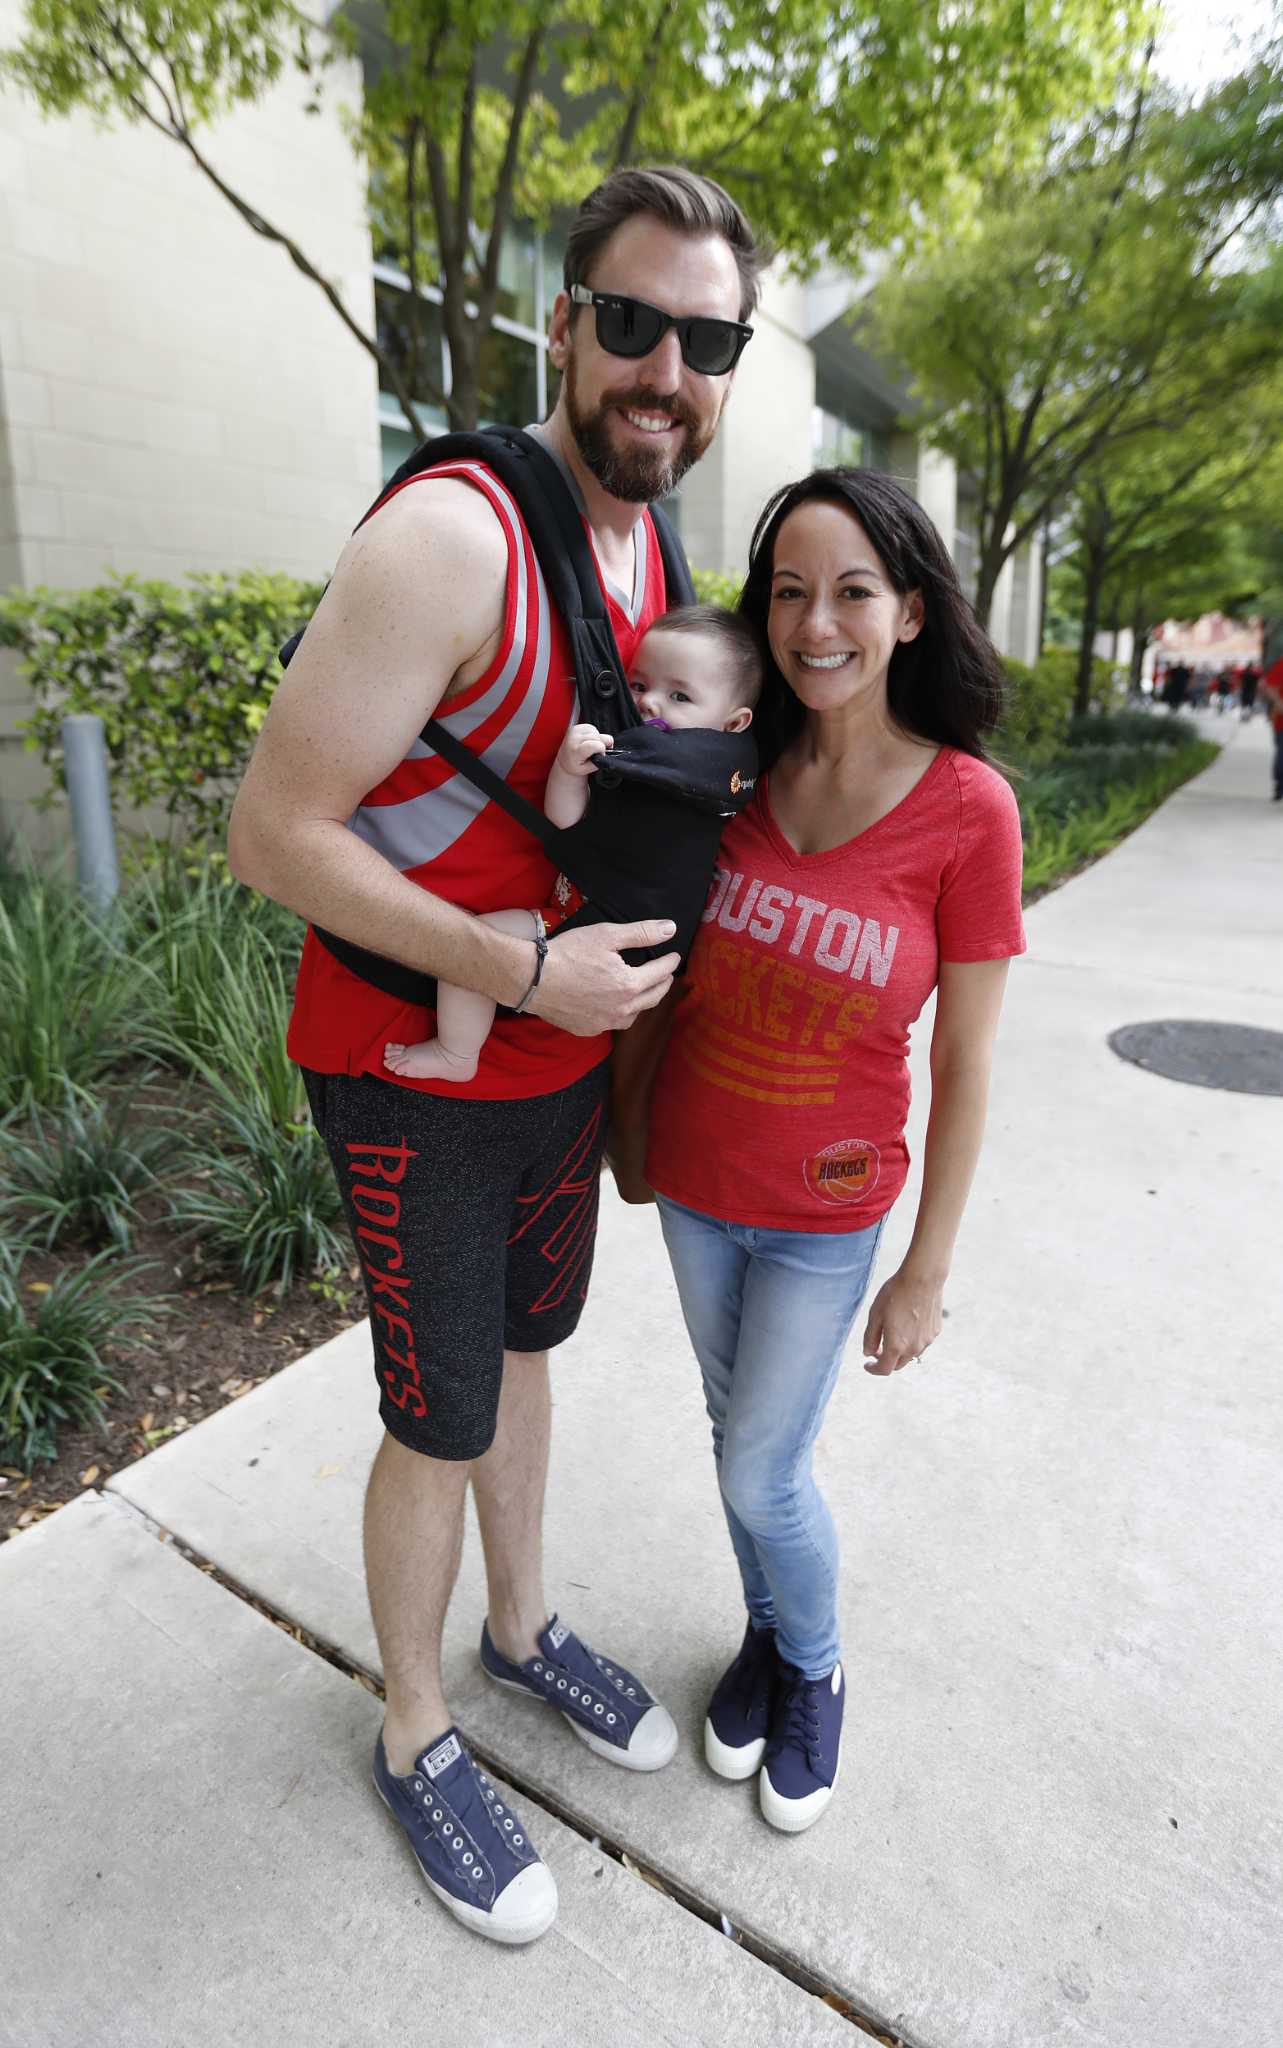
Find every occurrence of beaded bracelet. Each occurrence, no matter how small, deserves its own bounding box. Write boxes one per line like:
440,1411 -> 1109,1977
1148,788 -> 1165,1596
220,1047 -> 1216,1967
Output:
512,911 -> 549,1015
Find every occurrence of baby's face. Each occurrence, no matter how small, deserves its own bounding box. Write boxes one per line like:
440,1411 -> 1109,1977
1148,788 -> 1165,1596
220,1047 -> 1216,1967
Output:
628,630 -> 745,732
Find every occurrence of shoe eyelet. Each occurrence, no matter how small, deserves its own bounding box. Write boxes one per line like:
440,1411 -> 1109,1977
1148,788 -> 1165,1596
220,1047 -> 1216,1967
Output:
514,1835 -> 524,1847
432,1808 -> 442,1821
607,1713 -> 616,1725
557,1679 -> 567,1690
413,1779 -> 423,1791
472,1870 -> 484,1884
569,1686 -> 580,1698
593,1704 -> 603,1715
463,1853 -> 473,1868
504,1818 -> 513,1830
422,1794 -> 431,1807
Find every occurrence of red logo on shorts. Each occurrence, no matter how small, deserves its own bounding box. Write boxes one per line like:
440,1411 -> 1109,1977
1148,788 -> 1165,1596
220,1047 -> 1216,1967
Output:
344,1138 -> 426,1419
803,1138 -> 880,1206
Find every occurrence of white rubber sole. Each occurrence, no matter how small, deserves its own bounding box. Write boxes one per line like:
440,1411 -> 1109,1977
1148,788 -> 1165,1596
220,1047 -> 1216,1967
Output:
704,1716 -> 766,1781
375,1778 -> 558,1944
758,1763 -> 838,1834
485,1669 -> 678,1771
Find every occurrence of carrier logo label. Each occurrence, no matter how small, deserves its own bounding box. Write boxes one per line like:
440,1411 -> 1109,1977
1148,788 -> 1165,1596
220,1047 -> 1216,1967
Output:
729,770 -> 756,797
803,1138 -> 880,1206
424,1733 -> 462,1778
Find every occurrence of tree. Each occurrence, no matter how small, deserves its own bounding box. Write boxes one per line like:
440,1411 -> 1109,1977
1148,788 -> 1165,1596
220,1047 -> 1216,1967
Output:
4,0 -> 1146,433
1051,407 -> 1283,709
869,60 -> 1283,629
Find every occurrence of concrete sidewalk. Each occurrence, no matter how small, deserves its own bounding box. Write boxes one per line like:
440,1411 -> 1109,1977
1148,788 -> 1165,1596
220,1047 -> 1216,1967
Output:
4,717 -> 1280,2047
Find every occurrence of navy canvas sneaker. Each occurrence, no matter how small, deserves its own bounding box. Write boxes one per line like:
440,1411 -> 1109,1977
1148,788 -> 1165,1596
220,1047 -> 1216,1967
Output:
480,1614 -> 678,1771
704,1620 -> 778,1780
759,1659 -> 845,1833
372,1725 -> 558,1944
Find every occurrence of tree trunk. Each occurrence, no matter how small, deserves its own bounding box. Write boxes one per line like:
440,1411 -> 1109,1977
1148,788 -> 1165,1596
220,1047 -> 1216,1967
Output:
1074,548 -> 1106,718
973,537 -> 1006,632
1036,516 -> 1052,660
1129,594 -> 1147,694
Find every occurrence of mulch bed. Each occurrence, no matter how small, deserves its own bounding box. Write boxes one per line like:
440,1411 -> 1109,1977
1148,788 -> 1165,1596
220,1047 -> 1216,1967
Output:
1,1226 -> 358,1542
1,1066 -> 362,1544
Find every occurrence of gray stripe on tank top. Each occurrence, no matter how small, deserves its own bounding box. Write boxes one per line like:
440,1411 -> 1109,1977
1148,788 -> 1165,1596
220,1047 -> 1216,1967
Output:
348,483 -> 553,872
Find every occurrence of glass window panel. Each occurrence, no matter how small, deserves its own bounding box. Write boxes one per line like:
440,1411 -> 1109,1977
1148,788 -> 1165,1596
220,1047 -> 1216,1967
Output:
541,226 -> 569,304
475,326 -> 539,428
494,224 -> 537,329
375,279 -> 444,412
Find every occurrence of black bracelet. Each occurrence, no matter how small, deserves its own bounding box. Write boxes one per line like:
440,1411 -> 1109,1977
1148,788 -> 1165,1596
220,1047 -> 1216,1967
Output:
512,912 -> 548,1015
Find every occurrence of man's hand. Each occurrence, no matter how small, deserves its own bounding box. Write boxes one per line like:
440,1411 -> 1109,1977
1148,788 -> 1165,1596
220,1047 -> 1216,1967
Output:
557,724 -> 614,778
527,920 -> 680,1035
861,1265 -> 945,1376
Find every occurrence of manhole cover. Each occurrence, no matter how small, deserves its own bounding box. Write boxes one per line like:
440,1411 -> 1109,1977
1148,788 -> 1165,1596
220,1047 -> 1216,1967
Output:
1108,1020 -> 1283,1095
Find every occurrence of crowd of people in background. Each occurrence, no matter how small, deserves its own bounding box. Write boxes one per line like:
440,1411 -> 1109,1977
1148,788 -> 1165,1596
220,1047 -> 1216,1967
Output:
1153,656 -> 1264,716
1150,651 -> 1283,801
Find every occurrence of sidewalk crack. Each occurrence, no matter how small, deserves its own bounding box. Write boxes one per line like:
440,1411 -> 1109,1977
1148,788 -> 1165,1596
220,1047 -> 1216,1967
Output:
101,1494 -> 922,2046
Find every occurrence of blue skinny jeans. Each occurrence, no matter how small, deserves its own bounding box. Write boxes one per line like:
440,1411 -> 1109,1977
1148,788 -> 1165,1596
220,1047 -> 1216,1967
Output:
656,1194 -> 885,1678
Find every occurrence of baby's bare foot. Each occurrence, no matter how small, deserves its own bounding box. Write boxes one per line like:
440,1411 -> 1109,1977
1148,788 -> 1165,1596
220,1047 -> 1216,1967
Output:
384,1039 -> 478,1083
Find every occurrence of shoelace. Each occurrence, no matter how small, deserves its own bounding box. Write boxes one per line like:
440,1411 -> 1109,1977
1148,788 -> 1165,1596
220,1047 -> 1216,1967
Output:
734,1635 -> 776,1718
767,1675 -> 825,1764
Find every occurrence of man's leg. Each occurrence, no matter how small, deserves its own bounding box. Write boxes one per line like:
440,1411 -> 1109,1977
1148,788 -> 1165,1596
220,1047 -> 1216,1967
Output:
471,1348 -> 551,1666
365,1432 -> 471,1773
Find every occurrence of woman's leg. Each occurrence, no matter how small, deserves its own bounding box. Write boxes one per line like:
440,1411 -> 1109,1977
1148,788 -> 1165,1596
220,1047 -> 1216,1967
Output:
718,1219 -> 884,1680
655,1196 -> 773,1628
385,909 -> 536,1082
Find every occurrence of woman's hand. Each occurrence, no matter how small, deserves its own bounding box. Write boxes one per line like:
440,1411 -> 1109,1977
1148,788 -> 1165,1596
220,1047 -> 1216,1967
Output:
861,1264 -> 945,1375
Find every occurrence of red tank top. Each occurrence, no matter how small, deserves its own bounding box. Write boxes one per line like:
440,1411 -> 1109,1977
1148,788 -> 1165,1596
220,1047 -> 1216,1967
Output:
287,456 -> 669,1099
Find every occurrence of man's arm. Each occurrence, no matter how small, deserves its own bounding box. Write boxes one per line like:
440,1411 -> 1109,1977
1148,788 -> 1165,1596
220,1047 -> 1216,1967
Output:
228,481 -> 678,1034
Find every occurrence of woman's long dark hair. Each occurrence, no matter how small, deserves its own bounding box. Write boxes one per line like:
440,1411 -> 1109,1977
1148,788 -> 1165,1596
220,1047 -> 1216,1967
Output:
738,467 -> 1007,768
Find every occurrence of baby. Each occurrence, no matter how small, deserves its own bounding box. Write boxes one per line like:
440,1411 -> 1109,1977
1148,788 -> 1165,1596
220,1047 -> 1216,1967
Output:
384,604 -> 763,1084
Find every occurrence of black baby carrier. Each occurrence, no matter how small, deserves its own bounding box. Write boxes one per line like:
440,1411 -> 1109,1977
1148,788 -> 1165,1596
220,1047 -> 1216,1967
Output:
280,426 -> 758,1008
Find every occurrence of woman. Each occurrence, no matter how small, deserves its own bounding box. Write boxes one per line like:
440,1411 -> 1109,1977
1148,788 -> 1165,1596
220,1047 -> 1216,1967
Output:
612,467 -> 1026,1834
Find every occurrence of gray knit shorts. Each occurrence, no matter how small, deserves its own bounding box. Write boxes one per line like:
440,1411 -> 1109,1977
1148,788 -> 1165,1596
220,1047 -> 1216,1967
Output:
302,1060 -> 609,1460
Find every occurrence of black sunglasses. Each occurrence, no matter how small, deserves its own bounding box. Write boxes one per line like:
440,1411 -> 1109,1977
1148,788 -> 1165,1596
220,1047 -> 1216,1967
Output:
569,285 -> 753,376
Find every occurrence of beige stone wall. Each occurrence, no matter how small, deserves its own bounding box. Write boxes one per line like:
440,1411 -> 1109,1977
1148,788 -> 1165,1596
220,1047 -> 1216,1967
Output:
0,2 -> 380,848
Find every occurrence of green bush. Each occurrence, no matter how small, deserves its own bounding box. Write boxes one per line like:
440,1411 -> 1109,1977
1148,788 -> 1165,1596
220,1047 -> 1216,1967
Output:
121,849 -> 302,1074
690,568 -> 743,609
0,1084 -> 176,1253
0,571 -> 323,834
1063,709 -> 1197,750
0,861 -> 138,1116
1018,738 -> 1218,893
0,1243 -> 165,1474
1000,650 -> 1119,758
168,1081 -> 346,1297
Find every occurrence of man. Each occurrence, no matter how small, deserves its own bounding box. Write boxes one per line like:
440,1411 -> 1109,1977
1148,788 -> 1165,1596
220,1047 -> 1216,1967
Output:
1263,655 -> 1283,800
228,166 -> 762,1944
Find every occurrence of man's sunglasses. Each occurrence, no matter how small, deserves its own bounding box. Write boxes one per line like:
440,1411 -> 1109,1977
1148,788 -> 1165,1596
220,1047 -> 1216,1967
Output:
569,285 -> 753,376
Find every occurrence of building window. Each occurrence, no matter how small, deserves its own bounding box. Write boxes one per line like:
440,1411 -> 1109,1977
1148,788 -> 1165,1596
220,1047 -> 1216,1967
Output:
374,227 -> 557,474
811,408 -> 889,473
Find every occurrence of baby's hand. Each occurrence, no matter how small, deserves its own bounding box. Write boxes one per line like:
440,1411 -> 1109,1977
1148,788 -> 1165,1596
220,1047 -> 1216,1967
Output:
558,724 -> 614,777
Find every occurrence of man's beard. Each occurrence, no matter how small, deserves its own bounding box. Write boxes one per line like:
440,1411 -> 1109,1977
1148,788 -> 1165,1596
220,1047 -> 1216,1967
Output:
563,349 -> 717,502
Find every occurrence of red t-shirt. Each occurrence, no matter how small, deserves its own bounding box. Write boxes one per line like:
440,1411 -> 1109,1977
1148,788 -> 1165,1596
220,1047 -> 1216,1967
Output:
287,457 -> 668,1099
645,747 -> 1026,1231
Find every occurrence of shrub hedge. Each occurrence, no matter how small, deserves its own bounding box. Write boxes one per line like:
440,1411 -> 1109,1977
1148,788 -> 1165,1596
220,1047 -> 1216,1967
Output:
0,569 -> 1123,832
0,571 -> 322,834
